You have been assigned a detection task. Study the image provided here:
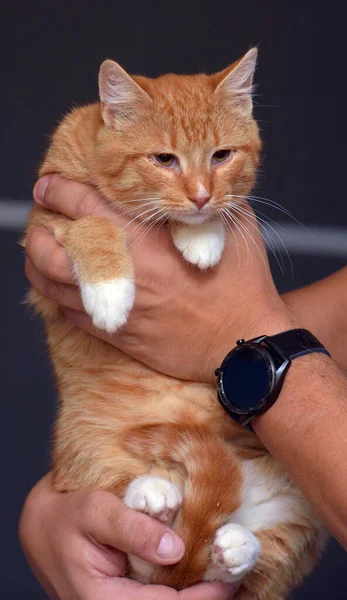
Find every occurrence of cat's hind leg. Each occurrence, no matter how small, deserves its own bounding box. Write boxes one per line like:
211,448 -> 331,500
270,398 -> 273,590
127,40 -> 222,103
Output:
204,523 -> 260,583
211,457 -> 326,600
124,474 -> 183,583
124,475 -> 183,525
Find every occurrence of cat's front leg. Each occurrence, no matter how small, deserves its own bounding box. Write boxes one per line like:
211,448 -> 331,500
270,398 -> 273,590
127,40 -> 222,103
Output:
171,219 -> 225,269
64,216 -> 134,333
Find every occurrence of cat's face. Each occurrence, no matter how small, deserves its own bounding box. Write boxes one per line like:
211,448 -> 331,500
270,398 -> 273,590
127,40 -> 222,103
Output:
94,49 -> 261,226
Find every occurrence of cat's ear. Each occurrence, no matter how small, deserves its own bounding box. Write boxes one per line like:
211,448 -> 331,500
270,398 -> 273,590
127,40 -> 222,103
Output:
99,60 -> 151,127
214,48 -> 257,114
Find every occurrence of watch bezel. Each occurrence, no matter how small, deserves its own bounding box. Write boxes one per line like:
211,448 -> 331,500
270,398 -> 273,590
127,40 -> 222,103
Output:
216,343 -> 278,416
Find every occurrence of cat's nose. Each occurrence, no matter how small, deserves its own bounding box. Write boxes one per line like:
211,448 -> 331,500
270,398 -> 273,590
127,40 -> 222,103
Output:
188,192 -> 211,210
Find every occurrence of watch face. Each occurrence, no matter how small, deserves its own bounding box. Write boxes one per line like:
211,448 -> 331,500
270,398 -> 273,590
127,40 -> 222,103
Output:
219,345 -> 275,414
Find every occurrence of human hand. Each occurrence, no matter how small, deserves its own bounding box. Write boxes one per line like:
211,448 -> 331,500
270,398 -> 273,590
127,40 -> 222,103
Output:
19,474 -> 237,600
25,175 -> 296,383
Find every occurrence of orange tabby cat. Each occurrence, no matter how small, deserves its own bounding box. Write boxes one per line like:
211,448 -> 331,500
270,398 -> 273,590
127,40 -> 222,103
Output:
24,49 -> 325,598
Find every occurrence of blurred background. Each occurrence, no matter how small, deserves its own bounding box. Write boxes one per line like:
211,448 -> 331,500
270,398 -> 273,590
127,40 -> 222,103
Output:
1,1 -> 346,598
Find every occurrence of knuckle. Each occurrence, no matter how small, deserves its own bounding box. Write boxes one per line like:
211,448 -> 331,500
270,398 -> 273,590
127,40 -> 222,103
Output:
45,174 -> 63,203
46,245 -> 67,280
128,512 -> 154,555
74,188 -> 99,217
45,277 -> 61,301
24,230 -> 38,260
81,490 -> 110,524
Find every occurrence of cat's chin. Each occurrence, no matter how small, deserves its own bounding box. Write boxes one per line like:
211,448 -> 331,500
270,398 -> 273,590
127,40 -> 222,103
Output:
171,211 -> 214,226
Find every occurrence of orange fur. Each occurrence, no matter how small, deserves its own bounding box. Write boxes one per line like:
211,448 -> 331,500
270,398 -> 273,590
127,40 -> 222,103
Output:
23,51 -> 325,597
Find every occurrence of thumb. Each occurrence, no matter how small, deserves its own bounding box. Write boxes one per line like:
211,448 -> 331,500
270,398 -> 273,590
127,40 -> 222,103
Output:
78,490 -> 185,565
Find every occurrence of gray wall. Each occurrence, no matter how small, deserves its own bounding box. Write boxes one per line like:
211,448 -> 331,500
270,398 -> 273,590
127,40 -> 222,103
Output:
1,1 -> 346,598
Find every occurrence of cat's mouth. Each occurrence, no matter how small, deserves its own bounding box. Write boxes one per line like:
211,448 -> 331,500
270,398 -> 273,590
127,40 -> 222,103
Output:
169,208 -> 215,226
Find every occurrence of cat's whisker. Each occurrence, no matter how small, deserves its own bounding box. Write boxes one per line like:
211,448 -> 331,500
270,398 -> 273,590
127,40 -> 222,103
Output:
227,202 -> 285,275
122,204 -> 162,230
227,193 -> 311,235
230,202 -> 285,273
223,207 -> 268,273
233,202 -> 294,277
121,200 -> 163,217
72,188 -> 162,219
123,200 -> 160,208
129,206 -> 166,234
155,212 -> 170,242
225,193 -> 296,220
231,218 -> 252,269
231,201 -> 294,277
122,197 -> 162,204
128,208 -> 169,248
221,208 -> 252,268
219,210 -> 240,267
131,210 -> 169,248
72,197 -> 117,219
120,203 -> 160,219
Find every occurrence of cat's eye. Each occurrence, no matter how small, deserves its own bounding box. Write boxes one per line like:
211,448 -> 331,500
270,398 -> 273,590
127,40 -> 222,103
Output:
153,153 -> 177,168
212,149 -> 233,164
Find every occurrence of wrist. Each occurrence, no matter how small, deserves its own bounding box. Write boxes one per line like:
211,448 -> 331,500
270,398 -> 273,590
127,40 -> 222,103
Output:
203,301 -> 300,385
252,351 -> 331,434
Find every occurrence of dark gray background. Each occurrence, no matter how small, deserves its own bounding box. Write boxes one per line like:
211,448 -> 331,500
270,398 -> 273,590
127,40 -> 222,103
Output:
1,1 -> 346,598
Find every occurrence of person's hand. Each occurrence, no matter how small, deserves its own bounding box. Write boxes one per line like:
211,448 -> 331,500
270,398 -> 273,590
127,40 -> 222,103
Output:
19,474 -> 237,600
25,175 -> 296,383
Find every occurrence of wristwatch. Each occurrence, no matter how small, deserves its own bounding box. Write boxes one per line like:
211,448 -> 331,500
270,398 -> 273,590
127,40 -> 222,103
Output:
215,328 -> 330,429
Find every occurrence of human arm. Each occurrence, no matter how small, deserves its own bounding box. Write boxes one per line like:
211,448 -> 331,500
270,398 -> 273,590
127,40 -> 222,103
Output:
24,176 -> 347,551
253,352 -> 347,549
19,474 -> 236,600
282,268 -> 347,373
26,176 -> 347,375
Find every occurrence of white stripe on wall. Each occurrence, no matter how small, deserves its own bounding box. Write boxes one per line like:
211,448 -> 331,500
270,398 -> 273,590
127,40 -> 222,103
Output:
1,199 -> 347,257
0,200 -> 31,229
262,223 -> 347,258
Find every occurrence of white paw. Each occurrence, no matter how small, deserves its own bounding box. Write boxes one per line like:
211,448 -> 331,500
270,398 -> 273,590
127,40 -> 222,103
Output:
171,220 -> 225,269
124,476 -> 182,523
211,523 -> 260,582
80,277 -> 135,333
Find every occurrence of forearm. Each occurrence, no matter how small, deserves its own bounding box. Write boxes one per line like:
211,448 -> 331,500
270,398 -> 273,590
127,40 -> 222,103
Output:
282,267 -> 347,372
253,352 -> 347,549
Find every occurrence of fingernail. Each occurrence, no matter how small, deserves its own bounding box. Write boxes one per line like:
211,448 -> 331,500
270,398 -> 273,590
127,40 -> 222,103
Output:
156,532 -> 184,558
34,176 -> 51,203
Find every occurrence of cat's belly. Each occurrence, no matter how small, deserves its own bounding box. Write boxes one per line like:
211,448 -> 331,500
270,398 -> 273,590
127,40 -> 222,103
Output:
42,313 -> 265,492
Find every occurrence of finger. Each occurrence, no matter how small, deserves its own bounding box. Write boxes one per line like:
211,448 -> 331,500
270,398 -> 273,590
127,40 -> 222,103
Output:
78,490 -> 185,566
78,578 -> 238,600
33,174 -> 113,220
25,228 -> 74,285
180,582 -> 240,600
78,578 -> 179,600
33,175 -> 171,244
25,259 -> 83,311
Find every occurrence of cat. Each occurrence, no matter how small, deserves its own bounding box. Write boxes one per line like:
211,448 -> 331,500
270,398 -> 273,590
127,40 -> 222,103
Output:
23,48 -> 325,598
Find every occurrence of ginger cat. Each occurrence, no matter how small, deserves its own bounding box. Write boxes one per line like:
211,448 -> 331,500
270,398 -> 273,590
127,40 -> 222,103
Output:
24,49 -> 325,598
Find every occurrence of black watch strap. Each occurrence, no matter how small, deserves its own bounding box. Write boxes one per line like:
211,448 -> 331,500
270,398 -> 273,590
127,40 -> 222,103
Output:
216,328 -> 331,433
264,328 -> 331,361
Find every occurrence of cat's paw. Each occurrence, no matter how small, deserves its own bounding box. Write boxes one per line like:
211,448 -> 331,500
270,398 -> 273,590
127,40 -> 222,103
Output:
171,220 -> 225,269
124,476 -> 182,523
80,277 -> 135,333
207,523 -> 260,583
